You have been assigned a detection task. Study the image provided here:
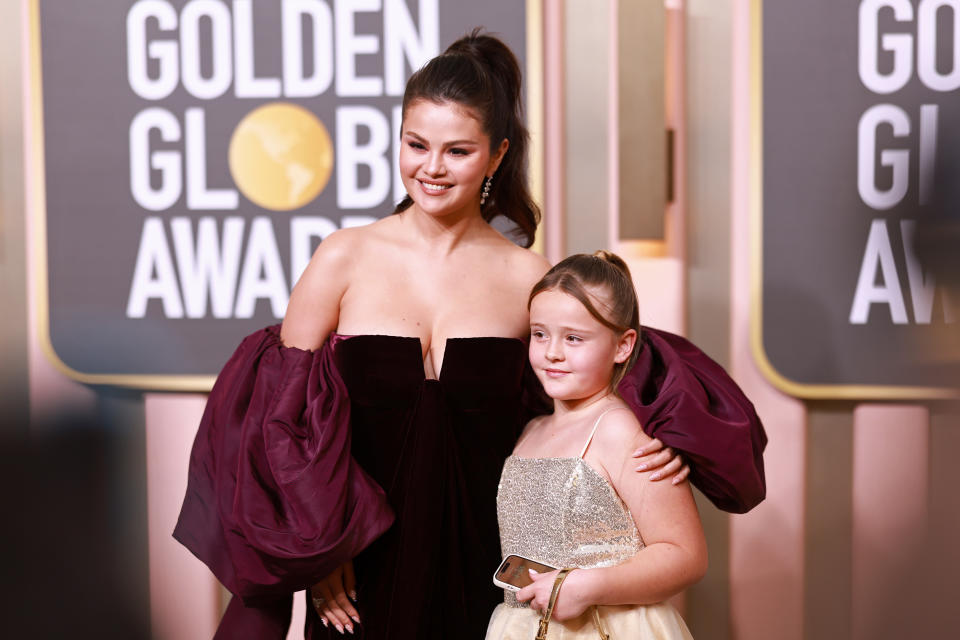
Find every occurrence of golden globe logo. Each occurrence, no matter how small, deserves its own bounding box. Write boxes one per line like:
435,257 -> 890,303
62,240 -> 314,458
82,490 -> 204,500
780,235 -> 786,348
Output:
124,0 -> 437,320
229,103 -> 334,211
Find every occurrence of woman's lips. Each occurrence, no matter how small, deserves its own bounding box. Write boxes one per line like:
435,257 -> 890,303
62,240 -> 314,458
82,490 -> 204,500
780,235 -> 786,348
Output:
418,179 -> 452,194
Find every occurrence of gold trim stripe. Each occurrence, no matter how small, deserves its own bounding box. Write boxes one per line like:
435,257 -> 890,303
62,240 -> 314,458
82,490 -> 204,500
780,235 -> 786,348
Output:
527,0 -> 545,256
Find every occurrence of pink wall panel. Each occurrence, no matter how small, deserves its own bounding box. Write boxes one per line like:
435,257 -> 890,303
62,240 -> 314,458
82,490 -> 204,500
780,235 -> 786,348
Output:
145,394 -> 220,640
729,1 -> 806,638
851,405 -> 930,640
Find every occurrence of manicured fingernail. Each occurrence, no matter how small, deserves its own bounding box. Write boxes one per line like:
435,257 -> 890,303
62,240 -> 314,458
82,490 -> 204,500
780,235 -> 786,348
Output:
349,590 -> 358,601
636,463 -> 647,471
673,476 -> 681,485
335,623 -> 344,634
529,569 -> 538,575
350,615 -> 360,624
650,472 -> 661,481
346,624 -> 354,634
321,618 -> 329,628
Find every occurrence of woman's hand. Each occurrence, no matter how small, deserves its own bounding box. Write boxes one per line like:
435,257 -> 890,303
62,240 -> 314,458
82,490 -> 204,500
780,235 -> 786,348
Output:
311,561 -> 358,634
632,438 -> 690,484
515,569 -> 590,622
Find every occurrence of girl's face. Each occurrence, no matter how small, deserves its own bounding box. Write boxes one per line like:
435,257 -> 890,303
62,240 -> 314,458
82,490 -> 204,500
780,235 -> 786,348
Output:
398,99 -> 508,220
529,289 -> 635,405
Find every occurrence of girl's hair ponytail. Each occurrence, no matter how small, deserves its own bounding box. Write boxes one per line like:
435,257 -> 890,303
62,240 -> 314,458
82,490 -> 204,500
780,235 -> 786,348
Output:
393,28 -> 540,248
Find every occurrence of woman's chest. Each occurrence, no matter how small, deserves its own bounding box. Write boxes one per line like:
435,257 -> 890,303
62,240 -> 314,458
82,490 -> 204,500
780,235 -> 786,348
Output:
337,267 -> 529,343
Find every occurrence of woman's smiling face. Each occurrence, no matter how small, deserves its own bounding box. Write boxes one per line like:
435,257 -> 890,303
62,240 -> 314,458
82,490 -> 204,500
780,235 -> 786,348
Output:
398,99 -> 507,220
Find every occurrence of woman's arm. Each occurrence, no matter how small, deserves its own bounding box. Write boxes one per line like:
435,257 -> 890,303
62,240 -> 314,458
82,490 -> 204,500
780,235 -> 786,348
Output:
279,229 -> 363,631
618,327 -> 767,513
632,439 -> 691,483
280,228 -> 355,350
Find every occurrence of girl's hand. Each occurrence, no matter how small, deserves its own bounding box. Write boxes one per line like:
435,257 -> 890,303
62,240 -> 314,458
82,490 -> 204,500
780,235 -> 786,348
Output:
515,569 -> 590,621
311,561 -> 359,634
632,438 -> 690,485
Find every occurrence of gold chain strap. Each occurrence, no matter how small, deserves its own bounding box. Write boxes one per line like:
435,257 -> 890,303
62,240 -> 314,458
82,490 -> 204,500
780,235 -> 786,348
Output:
535,569 -> 610,640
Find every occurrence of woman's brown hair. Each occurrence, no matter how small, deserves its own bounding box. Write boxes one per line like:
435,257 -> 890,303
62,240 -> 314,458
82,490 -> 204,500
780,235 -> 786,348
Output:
528,251 -> 641,388
393,28 -> 540,247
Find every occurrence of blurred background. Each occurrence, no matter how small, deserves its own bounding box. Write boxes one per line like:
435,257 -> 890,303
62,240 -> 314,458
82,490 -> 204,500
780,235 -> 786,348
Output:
1,1 -> 958,638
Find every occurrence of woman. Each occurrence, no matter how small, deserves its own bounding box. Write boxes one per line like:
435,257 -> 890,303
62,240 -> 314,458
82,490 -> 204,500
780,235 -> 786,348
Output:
174,30 -> 765,640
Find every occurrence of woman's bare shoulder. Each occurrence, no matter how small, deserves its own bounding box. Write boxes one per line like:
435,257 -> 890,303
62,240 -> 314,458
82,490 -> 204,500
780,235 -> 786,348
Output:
308,217 -> 399,264
514,245 -> 551,279
282,224 -> 379,349
485,237 -> 550,286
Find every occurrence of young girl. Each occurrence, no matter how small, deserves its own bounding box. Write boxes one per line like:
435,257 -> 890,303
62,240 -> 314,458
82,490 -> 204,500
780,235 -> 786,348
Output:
486,252 -> 706,639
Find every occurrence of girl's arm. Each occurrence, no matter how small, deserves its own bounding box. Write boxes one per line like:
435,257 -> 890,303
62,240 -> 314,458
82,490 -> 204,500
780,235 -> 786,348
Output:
518,410 -> 707,620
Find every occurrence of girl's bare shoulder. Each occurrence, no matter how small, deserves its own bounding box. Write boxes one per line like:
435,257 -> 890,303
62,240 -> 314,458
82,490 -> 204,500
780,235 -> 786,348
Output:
591,405 -> 651,459
514,414 -> 551,453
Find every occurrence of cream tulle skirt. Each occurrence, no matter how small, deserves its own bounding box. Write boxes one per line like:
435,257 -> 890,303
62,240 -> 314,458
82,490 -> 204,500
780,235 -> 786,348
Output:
485,602 -> 694,640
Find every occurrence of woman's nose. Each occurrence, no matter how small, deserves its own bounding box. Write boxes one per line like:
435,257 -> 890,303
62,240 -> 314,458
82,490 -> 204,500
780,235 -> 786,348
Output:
424,151 -> 445,176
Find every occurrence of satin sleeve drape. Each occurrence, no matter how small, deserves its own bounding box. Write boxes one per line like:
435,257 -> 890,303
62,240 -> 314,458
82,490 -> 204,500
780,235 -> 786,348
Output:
617,327 -> 767,514
173,325 -> 394,604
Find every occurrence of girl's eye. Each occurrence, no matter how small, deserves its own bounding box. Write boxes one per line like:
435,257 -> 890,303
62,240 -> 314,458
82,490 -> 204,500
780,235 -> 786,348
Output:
565,335 -> 582,343
531,330 -> 546,339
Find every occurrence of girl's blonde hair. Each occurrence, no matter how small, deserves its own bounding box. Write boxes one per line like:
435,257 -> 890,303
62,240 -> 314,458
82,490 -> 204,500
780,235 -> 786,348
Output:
528,251 -> 641,388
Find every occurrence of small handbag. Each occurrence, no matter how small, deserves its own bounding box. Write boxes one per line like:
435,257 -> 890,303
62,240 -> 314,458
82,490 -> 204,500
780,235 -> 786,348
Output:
535,568 -> 610,640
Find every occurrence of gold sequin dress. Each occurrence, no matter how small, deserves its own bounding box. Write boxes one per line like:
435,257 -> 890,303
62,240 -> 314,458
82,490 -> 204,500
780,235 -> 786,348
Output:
485,410 -> 694,639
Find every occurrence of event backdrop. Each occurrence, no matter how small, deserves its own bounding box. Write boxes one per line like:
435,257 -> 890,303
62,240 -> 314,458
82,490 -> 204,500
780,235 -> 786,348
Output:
760,0 -> 959,396
34,0 -> 528,385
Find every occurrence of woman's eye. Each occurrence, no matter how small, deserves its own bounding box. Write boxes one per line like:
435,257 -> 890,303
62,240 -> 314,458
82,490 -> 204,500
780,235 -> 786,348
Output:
449,147 -> 469,156
407,141 -> 426,150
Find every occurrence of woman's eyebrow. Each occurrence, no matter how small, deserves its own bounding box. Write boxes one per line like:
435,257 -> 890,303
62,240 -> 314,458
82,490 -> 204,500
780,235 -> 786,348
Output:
402,130 -> 481,147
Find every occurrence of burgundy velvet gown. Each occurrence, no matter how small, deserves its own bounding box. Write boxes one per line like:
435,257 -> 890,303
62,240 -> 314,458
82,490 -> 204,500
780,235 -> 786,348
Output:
174,325 -> 766,639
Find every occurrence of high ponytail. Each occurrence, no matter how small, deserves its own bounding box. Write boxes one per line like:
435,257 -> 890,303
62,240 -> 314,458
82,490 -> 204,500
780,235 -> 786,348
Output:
393,28 -> 540,248
528,252 -> 642,388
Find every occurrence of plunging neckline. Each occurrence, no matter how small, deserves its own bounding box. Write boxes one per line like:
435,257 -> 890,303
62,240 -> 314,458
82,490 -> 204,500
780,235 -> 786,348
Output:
331,333 -> 525,381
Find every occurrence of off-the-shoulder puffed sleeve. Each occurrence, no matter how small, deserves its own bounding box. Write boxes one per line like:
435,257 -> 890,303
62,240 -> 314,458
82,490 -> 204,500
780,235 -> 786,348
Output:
617,327 -> 767,514
173,325 -> 394,603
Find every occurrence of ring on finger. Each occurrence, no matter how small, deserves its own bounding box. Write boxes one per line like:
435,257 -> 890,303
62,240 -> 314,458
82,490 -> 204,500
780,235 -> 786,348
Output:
312,596 -> 326,608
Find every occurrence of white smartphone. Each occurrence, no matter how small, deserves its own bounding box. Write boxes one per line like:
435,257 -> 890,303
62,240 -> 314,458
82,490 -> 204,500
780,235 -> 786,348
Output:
492,554 -> 557,591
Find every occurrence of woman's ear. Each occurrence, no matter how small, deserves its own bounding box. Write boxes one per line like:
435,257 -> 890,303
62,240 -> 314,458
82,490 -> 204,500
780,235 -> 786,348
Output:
614,329 -> 637,364
488,138 -> 510,175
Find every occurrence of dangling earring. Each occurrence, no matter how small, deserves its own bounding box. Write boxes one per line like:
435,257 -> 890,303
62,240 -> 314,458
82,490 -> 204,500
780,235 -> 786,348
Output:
480,176 -> 492,206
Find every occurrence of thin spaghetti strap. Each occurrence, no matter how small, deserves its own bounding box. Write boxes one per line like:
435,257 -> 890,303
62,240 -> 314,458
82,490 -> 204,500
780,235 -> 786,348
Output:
579,406 -> 631,458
